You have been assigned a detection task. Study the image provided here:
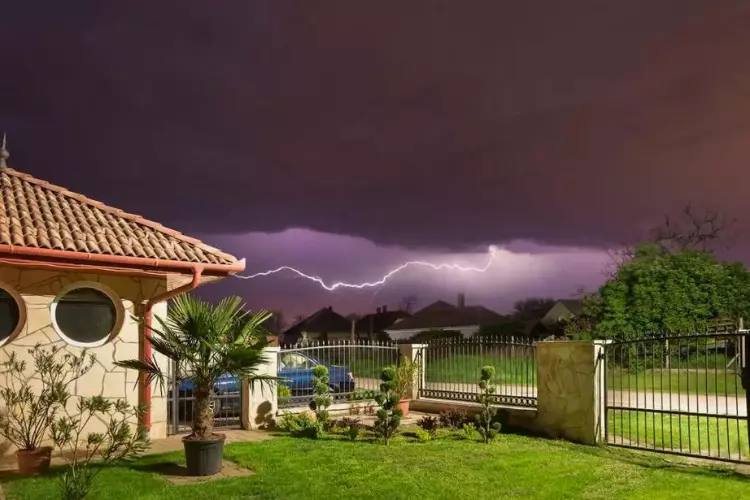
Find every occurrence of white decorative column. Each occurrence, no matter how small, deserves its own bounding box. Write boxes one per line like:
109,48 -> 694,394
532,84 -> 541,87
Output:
242,346 -> 280,430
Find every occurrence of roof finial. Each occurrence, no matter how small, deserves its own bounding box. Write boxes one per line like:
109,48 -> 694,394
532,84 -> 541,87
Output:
0,133 -> 8,169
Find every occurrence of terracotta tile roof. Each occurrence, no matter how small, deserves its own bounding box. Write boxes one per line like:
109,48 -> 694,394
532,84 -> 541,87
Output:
385,300 -> 505,331
0,166 -> 238,266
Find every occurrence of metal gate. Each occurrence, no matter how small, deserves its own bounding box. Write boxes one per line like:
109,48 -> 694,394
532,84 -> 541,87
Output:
277,341 -> 399,409
604,333 -> 750,463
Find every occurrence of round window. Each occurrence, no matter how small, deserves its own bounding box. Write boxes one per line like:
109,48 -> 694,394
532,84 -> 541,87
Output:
53,286 -> 118,346
0,287 -> 21,344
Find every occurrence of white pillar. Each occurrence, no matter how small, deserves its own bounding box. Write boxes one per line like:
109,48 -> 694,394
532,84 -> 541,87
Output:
242,346 -> 280,430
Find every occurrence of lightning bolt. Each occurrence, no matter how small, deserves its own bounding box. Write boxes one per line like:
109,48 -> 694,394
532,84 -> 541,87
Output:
233,245 -> 498,291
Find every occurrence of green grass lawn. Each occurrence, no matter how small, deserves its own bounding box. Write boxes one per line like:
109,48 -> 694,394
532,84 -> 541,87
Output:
607,369 -> 742,396
426,354 -> 536,386
6,432 -> 750,499
608,410 -> 750,461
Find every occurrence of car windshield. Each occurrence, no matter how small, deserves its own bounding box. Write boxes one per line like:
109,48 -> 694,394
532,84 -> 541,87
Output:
280,353 -> 312,370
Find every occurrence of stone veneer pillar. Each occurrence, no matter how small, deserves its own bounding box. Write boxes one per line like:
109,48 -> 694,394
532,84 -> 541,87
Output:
535,340 -> 607,445
242,346 -> 280,430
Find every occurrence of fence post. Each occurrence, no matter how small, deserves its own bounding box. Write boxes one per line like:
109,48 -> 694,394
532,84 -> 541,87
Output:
535,340 -> 608,445
242,345 -> 280,430
398,344 -> 427,400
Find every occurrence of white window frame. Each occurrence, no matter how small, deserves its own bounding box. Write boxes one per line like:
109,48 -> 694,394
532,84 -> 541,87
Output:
0,282 -> 26,347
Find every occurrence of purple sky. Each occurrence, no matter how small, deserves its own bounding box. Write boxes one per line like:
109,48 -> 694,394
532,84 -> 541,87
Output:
3,2 -> 750,318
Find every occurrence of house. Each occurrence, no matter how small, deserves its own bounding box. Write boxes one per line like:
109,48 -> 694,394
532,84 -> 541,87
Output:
384,294 -> 505,341
282,306 -> 352,344
0,140 -> 244,451
354,305 -> 409,340
525,299 -> 583,337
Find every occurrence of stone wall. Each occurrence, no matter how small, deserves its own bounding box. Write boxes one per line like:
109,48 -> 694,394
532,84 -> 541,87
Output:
0,266 -> 170,456
535,340 -> 606,445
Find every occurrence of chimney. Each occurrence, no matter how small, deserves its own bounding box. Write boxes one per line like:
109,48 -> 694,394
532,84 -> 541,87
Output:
457,293 -> 466,308
376,307 -> 381,314
382,305 -> 387,313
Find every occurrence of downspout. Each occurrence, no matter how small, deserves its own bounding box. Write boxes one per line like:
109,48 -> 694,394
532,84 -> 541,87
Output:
140,266 -> 203,431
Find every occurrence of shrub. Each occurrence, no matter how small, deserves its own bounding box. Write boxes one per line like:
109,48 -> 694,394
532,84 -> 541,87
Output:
461,423 -> 481,441
415,428 -> 431,442
347,389 -> 377,402
439,408 -> 468,430
372,366 -> 402,445
416,415 -> 441,437
51,397 -> 149,500
348,404 -> 361,416
278,412 -> 323,439
310,365 -> 333,429
475,366 -> 502,443
394,356 -> 419,401
278,385 -> 292,399
335,417 -> 361,441
0,345 -> 95,453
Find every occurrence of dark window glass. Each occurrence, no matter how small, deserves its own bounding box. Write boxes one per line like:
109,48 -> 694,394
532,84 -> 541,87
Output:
0,288 -> 20,342
55,288 -> 116,345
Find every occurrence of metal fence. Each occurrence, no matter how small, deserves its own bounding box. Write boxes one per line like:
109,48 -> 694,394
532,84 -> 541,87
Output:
418,336 -> 537,408
605,333 -> 750,463
277,341 -> 400,409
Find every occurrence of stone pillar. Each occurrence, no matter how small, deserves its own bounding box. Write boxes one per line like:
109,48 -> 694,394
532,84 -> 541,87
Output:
397,344 -> 427,400
242,346 -> 280,430
535,340 -> 607,445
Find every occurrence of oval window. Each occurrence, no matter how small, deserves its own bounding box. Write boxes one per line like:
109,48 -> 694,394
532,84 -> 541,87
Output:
0,287 -> 21,344
53,287 -> 118,346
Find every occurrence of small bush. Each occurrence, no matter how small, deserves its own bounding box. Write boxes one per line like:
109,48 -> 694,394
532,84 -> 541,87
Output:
372,366 -> 402,445
348,404 -> 362,416
278,412 -> 323,439
334,417 -> 361,441
439,408 -> 469,430
347,389 -> 377,401
416,415 -> 441,437
475,365 -> 502,443
278,385 -> 292,399
309,365 -> 333,431
415,428 -> 431,442
461,424 -> 481,441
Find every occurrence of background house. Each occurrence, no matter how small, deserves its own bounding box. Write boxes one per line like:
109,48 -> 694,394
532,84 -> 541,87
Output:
0,143 -> 242,453
354,305 -> 409,340
525,299 -> 583,337
384,294 -> 505,341
281,306 -> 352,344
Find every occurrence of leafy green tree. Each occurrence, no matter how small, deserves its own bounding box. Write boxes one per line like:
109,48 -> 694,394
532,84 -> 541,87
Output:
591,243 -> 750,340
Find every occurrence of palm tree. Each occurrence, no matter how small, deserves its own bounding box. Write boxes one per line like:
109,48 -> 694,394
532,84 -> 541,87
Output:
115,294 -> 276,475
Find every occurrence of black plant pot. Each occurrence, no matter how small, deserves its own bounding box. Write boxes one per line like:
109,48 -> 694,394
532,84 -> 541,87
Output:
183,434 -> 226,476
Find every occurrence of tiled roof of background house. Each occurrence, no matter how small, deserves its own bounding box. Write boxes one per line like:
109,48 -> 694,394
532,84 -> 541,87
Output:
355,309 -> 410,335
0,163 -> 238,266
283,307 -> 352,337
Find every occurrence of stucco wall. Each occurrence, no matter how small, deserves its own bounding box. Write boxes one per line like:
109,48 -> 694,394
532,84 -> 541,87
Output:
0,266 -> 170,456
535,340 -> 606,445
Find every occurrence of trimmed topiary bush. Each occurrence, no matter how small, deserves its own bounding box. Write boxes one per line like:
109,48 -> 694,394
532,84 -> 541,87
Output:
310,365 -> 333,430
475,366 -> 502,443
372,366 -> 402,445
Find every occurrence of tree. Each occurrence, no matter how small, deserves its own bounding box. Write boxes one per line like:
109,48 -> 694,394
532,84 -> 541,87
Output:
512,297 -> 555,321
591,243 -> 750,340
115,294 -> 276,476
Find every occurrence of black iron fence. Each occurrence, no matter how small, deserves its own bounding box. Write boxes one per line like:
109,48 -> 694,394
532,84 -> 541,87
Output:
418,336 -> 537,408
277,341 -> 400,409
605,333 -> 750,463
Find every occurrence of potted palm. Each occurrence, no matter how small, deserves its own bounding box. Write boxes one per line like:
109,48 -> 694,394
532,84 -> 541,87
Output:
394,355 -> 419,416
0,344 -> 95,475
115,295 -> 276,477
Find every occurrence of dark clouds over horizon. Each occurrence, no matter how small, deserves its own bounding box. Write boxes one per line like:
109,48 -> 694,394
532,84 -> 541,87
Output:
3,1 -> 750,314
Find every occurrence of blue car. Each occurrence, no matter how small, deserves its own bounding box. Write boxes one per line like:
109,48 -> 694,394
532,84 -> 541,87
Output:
278,350 -> 355,396
168,352 -> 354,418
